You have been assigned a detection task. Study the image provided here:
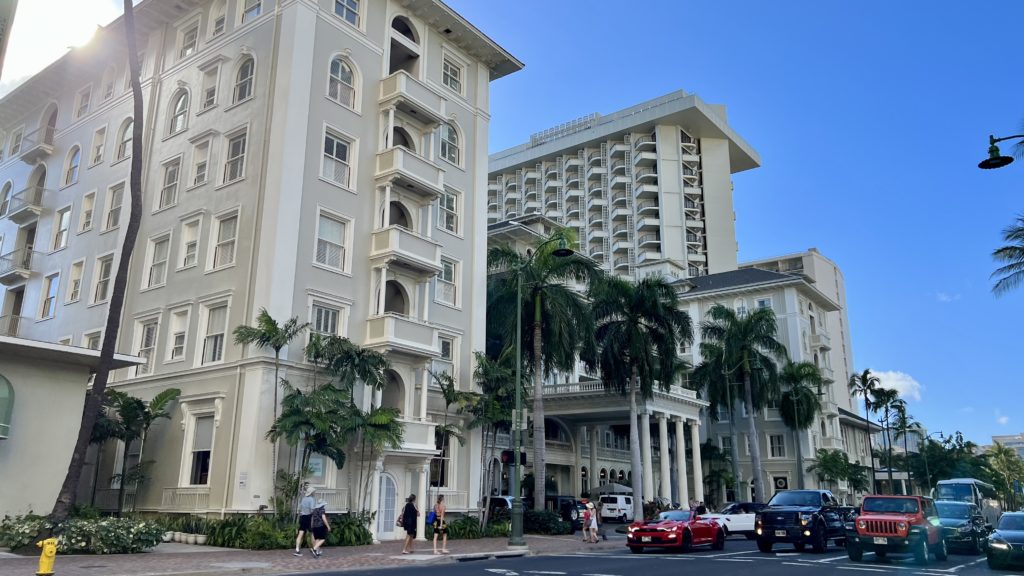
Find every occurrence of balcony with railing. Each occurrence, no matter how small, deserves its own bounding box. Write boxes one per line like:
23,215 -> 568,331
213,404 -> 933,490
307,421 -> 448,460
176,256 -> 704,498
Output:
0,248 -> 36,285
5,186 -> 46,224
19,125 -> 56,164
633,150 -> 658,166
565,157 -> 583,168
587,197 -> 606,211
610,206 -> 630,221
634,168 -> 658,183
370,225 -> 442,276
379,70 -> 446,124
365,313 -> 439,358
613,257 -> 629,269
637,234 -> 660,247
811,332 -> 832,350
564,187 -> 582,199
588,246 -> 604,259
821,436 -> 844,450
635,200 -> 658,214
0,315 -> 26,337
609,142 -> 630,156
524,169 -> 540,181
611,224 -> 629,237
611,239 -> 632,252
375,147 -> 443,198
634,183 -> 658,198
634,134 -> 656,151
609,174 -> 629,189
161,487 -> 210,511
637,250 -> 662,263
636,216 -> 660,230
392,418 -> 437,454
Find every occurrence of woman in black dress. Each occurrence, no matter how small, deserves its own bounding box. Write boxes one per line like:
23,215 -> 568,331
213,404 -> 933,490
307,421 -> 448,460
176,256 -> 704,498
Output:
400,494 -> 419,554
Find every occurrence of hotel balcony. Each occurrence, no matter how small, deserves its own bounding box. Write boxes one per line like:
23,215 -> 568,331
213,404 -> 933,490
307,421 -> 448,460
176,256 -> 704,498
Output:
633,150 -> 658,166
588,246 -> 604,259
634,183 -> 659,198
392,418 -> 438,454
379,70 -> 446,125
588,229 -> 606,240
811,332 -> 832,350
565,218 -> 582,228
610,192 -> 628,206
543,178 -> 562,190
609,142 -> 630,156
0,248 -> 36,285
0,315 -> 26,337
161,487 -> 210,511
586,165 -> 606,180
613,257 -> 629,270
370,226 -> 442,276
524,169 -> 540,181
545,164 -> 559,177
19,126 -> 55,164
637,250 -> 662,263
609,160 -> 626,173
635,168 -> 658,183
612,224 -> 629,237
544,209 -> 562,219
564,187 -> 582,199
365,313 -> 439,358
821,399 -> 840,416
5,186 -> 46,224
611,239 -> 632,252
588,185 -> 604,198
821,436 -> 844,451
587,197 -> 606,211
609,174 -> 629,189
375,147 -> 443,198
636,216 -> 660,230
565,157 -> 583,168
635,200 -> 659,215
610,206 -> 630,221
523,200 -> 540,211
634,134 -> 656,151
565,172 -> 581,187
637,234 -> 660,248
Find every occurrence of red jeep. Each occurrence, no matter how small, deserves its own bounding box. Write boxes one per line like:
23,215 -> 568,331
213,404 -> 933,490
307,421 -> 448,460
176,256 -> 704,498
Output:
845,495 -> 948,565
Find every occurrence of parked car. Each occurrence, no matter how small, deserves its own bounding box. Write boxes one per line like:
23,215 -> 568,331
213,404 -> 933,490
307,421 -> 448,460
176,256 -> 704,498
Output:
936,500 -> 991,555
700,502 -> 766,539
987,512 -> 1024,570
755,489 -> 846,553
485,495 -> 534,519
599,494 -> 636,522
845,495 -> 948,565
626,509 -> 725,554
545,495 -> 586,531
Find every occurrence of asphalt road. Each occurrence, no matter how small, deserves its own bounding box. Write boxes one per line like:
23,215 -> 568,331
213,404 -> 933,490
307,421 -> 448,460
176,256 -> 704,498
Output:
289,535 -> 1009,576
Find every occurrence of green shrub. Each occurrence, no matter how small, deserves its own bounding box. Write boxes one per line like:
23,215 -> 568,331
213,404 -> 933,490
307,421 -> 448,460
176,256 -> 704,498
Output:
444,516 -> 482,539
0,514 -> 50,550
204,516 -> 251,547
70,505 -> 102,520
484,521 -> 510,538
57,518 -> 164,554
238,517 -> 291,550
325,513 -> 373,547
523,510 -> 570,535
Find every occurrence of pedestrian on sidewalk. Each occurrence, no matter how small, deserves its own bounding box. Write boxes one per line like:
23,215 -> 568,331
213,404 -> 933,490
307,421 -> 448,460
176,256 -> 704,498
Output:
400,494 -> 419,554
587,502 -> 599,543
311,500 -> 331,558
294,486 -> 316,557
432,494 -> 449,554
581,502 -> 593,542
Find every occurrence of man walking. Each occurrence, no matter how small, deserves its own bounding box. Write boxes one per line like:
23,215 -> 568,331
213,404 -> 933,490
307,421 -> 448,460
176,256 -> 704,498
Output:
294,485 -> 316,556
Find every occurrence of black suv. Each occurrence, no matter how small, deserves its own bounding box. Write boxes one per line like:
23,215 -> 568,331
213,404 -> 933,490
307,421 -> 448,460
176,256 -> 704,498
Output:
755,489 -> 847,553
936,500 -> 991,555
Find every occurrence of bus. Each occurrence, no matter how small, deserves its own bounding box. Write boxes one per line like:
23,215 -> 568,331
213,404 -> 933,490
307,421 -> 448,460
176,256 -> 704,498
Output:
932,478 -> 1002,525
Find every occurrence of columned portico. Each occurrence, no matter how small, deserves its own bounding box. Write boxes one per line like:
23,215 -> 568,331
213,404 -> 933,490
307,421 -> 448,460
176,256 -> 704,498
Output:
589,426 -> 598,492
658,413 -> 671,500
640,410 -> 654,501
690,419 -> 704,502
416,462 -> 429,541
674,417 -> 689,507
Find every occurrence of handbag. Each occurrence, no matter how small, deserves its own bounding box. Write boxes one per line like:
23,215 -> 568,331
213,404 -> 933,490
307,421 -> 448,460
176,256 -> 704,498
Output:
396,516 -> 403,528
426,509 -> 437,525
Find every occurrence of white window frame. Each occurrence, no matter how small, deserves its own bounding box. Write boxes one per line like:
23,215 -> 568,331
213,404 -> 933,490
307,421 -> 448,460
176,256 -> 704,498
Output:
441,55 -> 464,96
134,316 -> 160,376
190,139 -> 211,187
166,306 -> 191,362
438,188 -> 460,235
83,330 -> 102,350
115,119 -> 133,161
769,434 -> 786,459
8,128 -> 22,157
312,208 -> 351,273
209,0 -> 227,38
63,145 -> 81,187
439,122 -> 460,167
179,20 -> 199,60
168,91 -> 190,135
756,297 -> 773,310
197,300 -> 230,366
66,259 -> 85,303
208,210 -> 239,271
91,252 -> 115,304
435,257 -> 460,308
327,56 -> 356,109
157,158 -> 182,211
320,127 -> 352,188
232,57 -> 255,104
39,272 -> 60,319
431,333 -> 458,386
179,217 -> 202,270
180,411 -> 217,487
75,86 -> 92,119
89,126 -> 106,166
103,182 -> 125,232
199,66 -> 220,112
309,301 -> 344,339
222,129 -> 247,184
101,66 -> 117,101
0,182 -> 9,216
144,233 -> 171,289
333,0 -> 360,27
240,0 -> 262,23
52,205 -> 72,251
79,191 -> 96,233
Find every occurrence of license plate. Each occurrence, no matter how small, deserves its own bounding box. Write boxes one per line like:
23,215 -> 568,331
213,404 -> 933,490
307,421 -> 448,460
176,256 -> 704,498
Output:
641,536 -> 651,542
873,537 -> 887,545
775,530 -> 787,537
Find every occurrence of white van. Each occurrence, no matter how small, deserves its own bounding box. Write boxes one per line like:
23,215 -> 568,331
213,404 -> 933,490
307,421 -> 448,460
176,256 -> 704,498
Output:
599,495 -> 635,522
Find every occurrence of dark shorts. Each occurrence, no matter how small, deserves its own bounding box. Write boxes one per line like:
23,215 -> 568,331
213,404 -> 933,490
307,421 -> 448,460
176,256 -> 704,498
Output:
312,525 -> 328,540
298,515 -> 312,531
433,520 -> 448,534
404,523 -> 416,536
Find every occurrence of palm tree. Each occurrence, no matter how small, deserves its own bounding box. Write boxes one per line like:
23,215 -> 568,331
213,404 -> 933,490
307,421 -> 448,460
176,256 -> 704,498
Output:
987,442 -> 1024,508
88,399 -> 121,506
806,448 -> 850,493
848,369 -> 880,492
778,361 -> 824,490
590,275 -> 692,505
991,214 -> 1024,295
51,0 -> 146,524
106,388 -> 181,515
872,387 -> 900,493
487,229 -> 598,505
700,305 -> 785,503
692,343 -> 743,501
233,308 -> 309,494
266,380 -> 351,478
466,349 -> 517,526
890,400 -> 915,490
700,440 -> 733,509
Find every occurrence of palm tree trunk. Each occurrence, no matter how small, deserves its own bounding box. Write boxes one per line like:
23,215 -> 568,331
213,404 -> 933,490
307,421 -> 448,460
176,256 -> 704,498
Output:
795,427 -> 804,490
117,439 -> 130,517
726,384 -> 742,502
628,373 -> 643,506
49,0 -> 144,525
884,410 -> 894,494
864,395 -> 875,494
532,296 -> 546,508
90,444 -> 102,506
272,350 -> 280,498
743,365 -> 764,503
902,428 -> 911,493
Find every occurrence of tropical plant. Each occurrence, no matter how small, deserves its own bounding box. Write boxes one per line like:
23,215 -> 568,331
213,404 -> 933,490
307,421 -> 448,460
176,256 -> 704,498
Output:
991,214 -> 1024,295
700,440 -> 733,509
778,361 -> 824,490
692,346 -> 743,501
51,0 -> 145,524
871,387 -> 900,493
891,401 -> 919,488
265,381 -> 350,488
106,388 -> 181,515
848,369 -> 881,493
700,304 -> 785,503
87,398 -> 121,507
987,442 -> 1024,508
806,448 -> 852,492
465,348 -> 517,528
233,308 -> 309,494
487,228 -> 599,507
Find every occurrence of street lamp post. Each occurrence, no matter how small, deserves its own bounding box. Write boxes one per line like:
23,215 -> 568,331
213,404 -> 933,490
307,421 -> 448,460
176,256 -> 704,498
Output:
919,431 -> 943,495
509,236 -> 574,548
978,134 -> 1024,169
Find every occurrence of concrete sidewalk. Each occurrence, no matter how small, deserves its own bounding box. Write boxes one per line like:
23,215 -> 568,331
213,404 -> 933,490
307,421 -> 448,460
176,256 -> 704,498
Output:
0,533 -> 622,576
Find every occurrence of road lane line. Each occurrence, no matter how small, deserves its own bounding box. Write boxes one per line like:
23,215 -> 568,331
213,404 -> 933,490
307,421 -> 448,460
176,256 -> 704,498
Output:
816,554 -> 850,562
523,572 -> 567,575
699,550 -> 759,557
837,567 -> 889,573
715,558 -> 754,562
783,562 -> 818,567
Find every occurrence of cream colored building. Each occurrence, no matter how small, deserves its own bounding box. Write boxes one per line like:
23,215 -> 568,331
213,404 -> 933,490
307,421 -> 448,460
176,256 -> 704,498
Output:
0,336 -> 141,517
0,0 -> 520,541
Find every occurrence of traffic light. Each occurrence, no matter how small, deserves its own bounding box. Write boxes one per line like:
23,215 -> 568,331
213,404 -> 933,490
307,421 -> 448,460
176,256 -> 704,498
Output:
500,450 -> 527,465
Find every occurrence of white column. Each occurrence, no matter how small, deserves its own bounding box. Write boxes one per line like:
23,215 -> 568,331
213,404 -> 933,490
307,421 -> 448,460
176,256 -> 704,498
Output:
377,264 -> 388,315
690,419 -> 704,502
383,183 -> 392,227
416,462 -> 429,541
574,426 -> 583,496
641,411 -> 654,502
421,280 -> 430,322
428,126 -> 435,160
658,414 -> 671,500
387,107 -> 395,148
419,362 -> 429,421
369,459 -> 383,544
675,417 -> 689,508
589,426 -> 598,494
426,202 -> 434,239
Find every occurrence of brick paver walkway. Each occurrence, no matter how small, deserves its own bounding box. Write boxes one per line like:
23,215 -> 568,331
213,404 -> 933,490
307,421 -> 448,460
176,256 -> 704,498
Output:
0,533 -> 622,576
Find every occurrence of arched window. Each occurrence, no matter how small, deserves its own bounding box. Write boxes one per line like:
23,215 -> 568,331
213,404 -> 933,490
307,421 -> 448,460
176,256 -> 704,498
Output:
63,146 -> 81,186
0,375 -> 12,438
209,0 -> 227,37
101,65 -> 117,100
233,57 -> 255,103
169,91 -> 189,134
440,123 -> 460,165
0,182 -> 11,215
328,57 -> 355,108
116,119 -> 133,160
391,16 -> 418,43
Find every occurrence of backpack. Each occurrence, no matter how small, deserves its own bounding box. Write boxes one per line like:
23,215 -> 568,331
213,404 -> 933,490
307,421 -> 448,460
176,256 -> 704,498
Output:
426,508 -> 437,525
311,506 -> 325,528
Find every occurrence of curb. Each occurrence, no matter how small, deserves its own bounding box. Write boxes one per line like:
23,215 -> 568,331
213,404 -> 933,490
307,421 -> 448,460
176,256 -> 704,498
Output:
453,550 -> 531,562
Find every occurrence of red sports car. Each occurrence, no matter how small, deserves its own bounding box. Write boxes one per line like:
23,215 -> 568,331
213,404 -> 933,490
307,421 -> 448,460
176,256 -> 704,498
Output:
626,509 -> 726,553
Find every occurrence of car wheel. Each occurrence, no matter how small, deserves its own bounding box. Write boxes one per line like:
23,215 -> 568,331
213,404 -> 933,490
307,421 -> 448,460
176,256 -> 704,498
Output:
846,541 -> 863,562
794,542 -> 806,552
629,546 -> 643,554
914,537 -> 929,565
757,538 -> 773,553
812,525 -> 827,553
972,536 -> 983,556
934,537 -> 948,561
680,530 -> 692,552
620,514 -> 627,523
987,554 -> 1003,570
712,529 -> 726,551
745,532 -> 758,540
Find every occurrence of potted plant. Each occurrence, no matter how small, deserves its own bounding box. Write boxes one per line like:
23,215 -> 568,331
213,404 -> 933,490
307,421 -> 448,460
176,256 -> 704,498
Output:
185,515 -> 198,544
195,518 -> 208,545
171,516 -> 185,543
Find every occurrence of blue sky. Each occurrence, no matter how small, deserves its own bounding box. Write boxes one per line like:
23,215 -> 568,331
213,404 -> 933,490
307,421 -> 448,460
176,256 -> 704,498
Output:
5,1 -> 1021,445
445,0 -> 1024,445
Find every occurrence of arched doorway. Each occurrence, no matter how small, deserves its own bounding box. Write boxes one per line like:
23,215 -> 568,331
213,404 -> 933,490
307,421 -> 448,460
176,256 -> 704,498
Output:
30,164 -> 47,190
388,16 -> 420,76
376,473 -> 398,539
388,201 -> 411,229
40,104 -> 58,143
384,280 -> 408,315
580,466 -> 589,495
380,369 -> 405,417
390,127 -> 415,152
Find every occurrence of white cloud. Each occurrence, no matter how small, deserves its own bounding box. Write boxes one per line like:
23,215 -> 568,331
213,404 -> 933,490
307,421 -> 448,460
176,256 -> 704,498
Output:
874,370 -> 923,402
935,292 -> 961,303
959,406 -> 975,413
996,410 -> 1010,426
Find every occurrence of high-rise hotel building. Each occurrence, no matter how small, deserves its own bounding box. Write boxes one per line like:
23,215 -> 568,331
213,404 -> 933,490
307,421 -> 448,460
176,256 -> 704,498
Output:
0,0 -> 520,541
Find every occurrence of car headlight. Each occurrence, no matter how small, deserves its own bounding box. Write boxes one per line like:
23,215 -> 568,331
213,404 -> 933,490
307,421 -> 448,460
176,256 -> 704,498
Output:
897,522 -> 907,531
800,513 -> 813,526
628,526 -> 638,533
990,540 -> 1010,550
857,520 -> 866,529
957,526 -> 972,534
668,526 -> 678,532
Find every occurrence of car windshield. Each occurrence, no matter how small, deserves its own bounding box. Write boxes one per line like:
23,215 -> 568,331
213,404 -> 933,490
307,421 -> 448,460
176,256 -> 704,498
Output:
998,515 -> 1024,531
862,498 -> 920,514
935,502 -> 971,519
768,491 -> 823,507
719,503 -> 739,514
935,484 -> 974,503
600,496 -> 617,504
657,510 -> 692,522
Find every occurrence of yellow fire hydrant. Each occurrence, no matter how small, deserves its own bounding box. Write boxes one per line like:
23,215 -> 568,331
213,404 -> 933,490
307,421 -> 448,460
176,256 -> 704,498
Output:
35,537 -> 57,576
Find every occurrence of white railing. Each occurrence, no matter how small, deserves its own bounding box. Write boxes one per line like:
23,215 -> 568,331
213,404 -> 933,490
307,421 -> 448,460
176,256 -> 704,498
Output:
162,487 -> 210,511
316,487 -> 350,511
0,315 -> 25,337
0,248 -> 34,276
